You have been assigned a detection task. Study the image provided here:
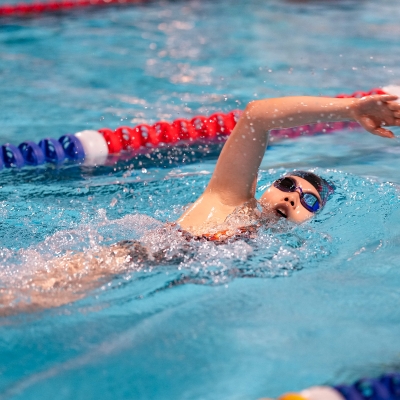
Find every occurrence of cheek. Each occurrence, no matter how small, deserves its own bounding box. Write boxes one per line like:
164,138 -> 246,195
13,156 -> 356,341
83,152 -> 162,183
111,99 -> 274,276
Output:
290,207 -> 313,223
260,187 -> 279,204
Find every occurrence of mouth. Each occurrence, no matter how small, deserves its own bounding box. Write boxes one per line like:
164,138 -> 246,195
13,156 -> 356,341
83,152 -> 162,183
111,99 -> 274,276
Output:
276,208 -> 287,219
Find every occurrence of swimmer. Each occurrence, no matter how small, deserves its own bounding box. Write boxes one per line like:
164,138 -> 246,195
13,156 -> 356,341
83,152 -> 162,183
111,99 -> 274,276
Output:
178,94 -> 400,234
2,93 -> 400,316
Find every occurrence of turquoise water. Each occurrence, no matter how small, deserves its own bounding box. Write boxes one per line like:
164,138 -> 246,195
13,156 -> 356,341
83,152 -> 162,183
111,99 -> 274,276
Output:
1,0 -> 400,399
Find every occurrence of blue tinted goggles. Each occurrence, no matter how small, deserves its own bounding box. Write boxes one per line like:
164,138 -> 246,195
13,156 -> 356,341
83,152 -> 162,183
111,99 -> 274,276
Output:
274,177 -> 321,213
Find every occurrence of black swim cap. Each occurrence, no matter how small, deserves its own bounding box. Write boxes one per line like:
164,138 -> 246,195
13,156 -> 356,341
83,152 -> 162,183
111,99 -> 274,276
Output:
289,171 -> 334,207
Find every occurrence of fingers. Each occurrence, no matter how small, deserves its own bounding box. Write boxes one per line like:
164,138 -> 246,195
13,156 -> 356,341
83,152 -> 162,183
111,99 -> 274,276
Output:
360,116 -> 395,138
379,97 -> 400,124
380,94 -> 399,103
371,127 -> 395,138
388,102 -> 400,111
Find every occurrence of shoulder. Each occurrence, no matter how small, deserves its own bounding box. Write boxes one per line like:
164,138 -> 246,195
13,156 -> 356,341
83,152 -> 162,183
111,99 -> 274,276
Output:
177,192 -> 240,235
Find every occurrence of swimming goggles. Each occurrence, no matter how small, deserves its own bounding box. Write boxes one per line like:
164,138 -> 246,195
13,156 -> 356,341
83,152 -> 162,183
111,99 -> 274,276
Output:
273,177 -> 321,213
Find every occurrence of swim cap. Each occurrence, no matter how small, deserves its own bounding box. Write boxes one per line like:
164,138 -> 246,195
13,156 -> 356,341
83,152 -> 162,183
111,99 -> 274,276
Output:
289,170 -> 334,208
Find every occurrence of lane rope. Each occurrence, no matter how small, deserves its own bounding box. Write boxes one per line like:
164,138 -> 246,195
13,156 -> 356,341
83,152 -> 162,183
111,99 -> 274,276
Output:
0,0 -> 147,17
0,87 -> 394,171
274,372 -> 400,400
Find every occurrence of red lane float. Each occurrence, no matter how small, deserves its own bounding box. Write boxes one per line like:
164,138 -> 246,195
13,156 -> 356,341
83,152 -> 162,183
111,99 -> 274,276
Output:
0,86 -> 396,170
0,0 -> 147,17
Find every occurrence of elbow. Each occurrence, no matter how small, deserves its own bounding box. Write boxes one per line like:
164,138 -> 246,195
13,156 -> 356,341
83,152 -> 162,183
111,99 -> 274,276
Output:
243,99 -> 271,121
243,100 -> 260,118
235,100 -> 272,138
240,100 -> 261,125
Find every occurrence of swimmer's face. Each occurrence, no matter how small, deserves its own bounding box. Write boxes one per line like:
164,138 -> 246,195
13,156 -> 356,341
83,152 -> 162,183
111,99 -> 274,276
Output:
260,175 -> 322,223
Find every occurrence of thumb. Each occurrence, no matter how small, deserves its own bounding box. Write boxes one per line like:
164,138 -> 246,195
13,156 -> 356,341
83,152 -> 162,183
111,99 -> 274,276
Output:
359,116 -> 394,138
358,116 -> 376,132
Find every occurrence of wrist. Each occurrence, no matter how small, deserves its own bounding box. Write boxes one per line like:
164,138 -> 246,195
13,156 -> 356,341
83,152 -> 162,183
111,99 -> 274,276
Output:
345,98 -> 360,121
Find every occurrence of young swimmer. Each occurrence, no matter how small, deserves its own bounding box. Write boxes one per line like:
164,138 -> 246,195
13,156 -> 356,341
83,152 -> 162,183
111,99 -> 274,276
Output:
178,94 -> 400,234
1,93 -> 400,315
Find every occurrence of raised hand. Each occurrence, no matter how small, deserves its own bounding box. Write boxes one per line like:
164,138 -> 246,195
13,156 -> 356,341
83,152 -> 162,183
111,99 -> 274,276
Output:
352,94 -> 400,138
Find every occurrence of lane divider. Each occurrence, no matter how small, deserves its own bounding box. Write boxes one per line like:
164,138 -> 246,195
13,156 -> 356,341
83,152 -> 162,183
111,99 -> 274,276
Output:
269,372 -> 400,400
0,0 -> 147,17
0,87 -> 393,171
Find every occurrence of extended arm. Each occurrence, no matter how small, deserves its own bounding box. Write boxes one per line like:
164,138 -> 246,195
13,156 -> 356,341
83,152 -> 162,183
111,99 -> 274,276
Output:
0,244 -> 134,316
206,94 -> 400,204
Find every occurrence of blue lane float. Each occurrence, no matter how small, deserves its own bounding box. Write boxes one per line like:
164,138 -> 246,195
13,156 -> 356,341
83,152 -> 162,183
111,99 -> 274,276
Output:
274,372 -> 400,400
18,141 -> 45,166
59,134 -> 85,161
2,143 -> 25,168
38,138 -> 67,165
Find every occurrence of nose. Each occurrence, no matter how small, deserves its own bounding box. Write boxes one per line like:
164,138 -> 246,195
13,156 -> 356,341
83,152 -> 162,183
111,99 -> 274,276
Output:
284,192 -> 299,208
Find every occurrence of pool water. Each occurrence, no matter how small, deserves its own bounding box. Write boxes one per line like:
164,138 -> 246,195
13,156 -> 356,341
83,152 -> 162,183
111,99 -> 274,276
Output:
1,0 -> 400,399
